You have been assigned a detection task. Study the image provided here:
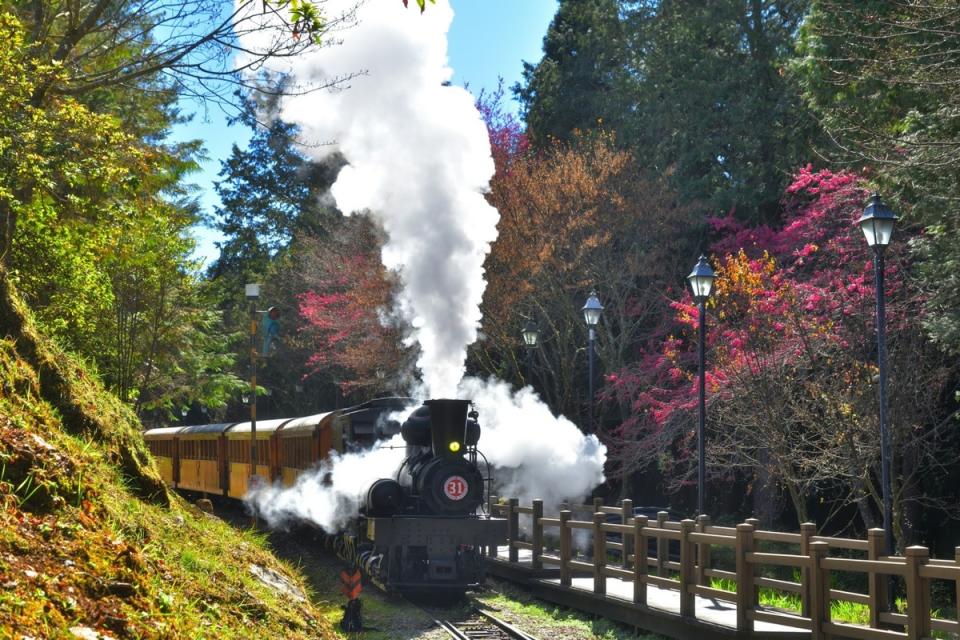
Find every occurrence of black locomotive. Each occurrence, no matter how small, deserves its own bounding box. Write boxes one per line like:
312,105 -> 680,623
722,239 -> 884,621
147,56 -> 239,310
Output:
348,398 -> 507,593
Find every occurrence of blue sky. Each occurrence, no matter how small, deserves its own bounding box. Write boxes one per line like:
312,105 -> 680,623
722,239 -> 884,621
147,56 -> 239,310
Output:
173,0 -> 557,265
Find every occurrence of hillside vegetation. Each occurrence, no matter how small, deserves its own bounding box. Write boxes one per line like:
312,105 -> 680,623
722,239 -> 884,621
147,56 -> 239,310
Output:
0,272 -> 335,639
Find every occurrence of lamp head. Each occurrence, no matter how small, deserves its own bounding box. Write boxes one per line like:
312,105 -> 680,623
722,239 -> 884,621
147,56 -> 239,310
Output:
522,319 -> 539,347
581,291 -> 604,327
858,192 -> 897,248
687,255 -> 716,303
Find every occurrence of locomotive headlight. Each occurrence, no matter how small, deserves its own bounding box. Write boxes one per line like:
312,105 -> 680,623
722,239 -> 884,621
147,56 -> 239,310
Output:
449,441 -> 461,453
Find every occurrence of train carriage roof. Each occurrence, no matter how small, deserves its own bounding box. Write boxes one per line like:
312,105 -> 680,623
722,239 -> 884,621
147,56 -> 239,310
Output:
278,411 -> 340,436
225,417 -> 293,437
143,426 -> 184,439
180,422 -> 238,435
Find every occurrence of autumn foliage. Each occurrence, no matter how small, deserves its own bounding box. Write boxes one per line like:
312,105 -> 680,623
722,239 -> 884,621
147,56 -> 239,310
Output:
475,126 -> 699,420
297,216 -> 409,395
602,167 -> 956,538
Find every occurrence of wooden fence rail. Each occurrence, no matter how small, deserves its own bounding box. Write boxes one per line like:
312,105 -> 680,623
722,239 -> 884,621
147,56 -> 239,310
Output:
487,496 -> 960,640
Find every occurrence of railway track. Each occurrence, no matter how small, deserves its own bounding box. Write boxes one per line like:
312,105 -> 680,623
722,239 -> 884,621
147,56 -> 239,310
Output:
434,609 -> 539,640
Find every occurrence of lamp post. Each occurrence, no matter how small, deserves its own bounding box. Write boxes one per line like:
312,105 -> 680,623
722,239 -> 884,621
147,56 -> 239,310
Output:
245,283 -> 261,486
687,255 -> 715,517
521,319 -> 539,385
581,291 -> 604,430
858,192 -> 897,558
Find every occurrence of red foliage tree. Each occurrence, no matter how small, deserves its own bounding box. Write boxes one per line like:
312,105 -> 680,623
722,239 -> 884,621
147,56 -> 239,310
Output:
603,168 -> 957,542
297,216 -> 410,396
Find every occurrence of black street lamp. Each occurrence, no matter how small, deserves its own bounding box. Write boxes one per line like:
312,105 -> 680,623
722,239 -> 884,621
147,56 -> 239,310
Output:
522,319 -> 539,385
858,192 -> 897,558
581,291 -> 603,430
687,255 -> 715,517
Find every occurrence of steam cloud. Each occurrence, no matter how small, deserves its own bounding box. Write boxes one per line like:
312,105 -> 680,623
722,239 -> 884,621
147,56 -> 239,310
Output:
239,0 -> 606,528
459,378 -> 606,508
248,435 -> 407,531
243,0 -> 496,397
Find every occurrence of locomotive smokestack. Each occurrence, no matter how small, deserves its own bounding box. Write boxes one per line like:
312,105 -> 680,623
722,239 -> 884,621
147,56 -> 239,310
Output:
424,399 -> 469,458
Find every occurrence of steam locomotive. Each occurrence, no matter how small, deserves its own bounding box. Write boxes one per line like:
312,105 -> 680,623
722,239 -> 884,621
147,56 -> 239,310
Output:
143,397 -> 506,594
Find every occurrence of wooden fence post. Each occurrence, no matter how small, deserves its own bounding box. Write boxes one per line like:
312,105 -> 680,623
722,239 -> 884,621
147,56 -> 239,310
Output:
634,515 -> 648,606
800,522 -> 816,617
867,527 -> 887,628
696,514 -> 711,587
904,546 -> 930,640
735,522 -> 756,632
679,519 -> 696,618
486,495 -> 498,557
955,547 -> 960,625
657,511 -> 669,577
560,510 -> 572,587
808,541 -> 828,640
594,497 -> 604,513
532,499 -> 543,571
508,497 -> 519,563
621,499 -> 633,569
593,511 -> 607,595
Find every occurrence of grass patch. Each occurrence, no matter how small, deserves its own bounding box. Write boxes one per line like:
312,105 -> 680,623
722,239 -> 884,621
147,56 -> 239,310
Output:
709,576 -> 956,632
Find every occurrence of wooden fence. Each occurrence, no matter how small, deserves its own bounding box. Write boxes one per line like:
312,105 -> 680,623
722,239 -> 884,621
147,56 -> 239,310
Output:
488,496 -> 960,640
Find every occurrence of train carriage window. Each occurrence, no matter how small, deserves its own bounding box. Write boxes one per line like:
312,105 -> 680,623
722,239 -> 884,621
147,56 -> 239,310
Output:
199,440 -> 217,461
282,437 -> 312,470
227,439 -> 268,465
150,440 -> 173,458
228,439 -> 245,463
181,439 -> 217,460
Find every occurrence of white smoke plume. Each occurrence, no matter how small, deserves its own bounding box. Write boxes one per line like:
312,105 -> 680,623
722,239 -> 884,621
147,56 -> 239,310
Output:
459,378 -> 607,508
247,435 -> 407,532
241,0 -> 496,398
238,1 -> 606,525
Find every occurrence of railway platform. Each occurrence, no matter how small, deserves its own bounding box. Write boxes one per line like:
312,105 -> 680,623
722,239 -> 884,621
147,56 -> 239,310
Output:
486,547 -> 807,639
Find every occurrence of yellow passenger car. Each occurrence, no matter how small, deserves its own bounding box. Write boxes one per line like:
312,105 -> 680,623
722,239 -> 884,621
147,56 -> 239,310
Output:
277,412 -> 339,487
224,418 -> 292,498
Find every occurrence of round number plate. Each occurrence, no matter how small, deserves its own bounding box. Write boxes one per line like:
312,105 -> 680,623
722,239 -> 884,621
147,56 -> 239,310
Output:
443,475 -> 468,501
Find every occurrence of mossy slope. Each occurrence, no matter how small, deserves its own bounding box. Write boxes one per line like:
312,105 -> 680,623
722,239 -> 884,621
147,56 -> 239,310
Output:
0,271 -> 335,639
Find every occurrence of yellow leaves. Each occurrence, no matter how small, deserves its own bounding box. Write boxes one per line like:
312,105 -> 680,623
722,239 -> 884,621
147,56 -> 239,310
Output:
713,249 -> 777,299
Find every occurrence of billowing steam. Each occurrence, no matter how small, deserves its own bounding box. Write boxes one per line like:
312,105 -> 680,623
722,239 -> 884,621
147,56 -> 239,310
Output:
248,435 -> 407,531
243,0 -> 496,397
459,378 -> 606,508
239,0 -> 606,527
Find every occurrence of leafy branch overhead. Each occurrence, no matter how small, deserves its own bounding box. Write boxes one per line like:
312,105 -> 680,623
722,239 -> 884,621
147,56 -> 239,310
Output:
402,0 -> 437,13
270,0 -> 326,42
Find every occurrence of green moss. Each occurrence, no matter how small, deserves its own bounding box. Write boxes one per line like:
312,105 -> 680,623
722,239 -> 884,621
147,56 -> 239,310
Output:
0,271 -> 338,639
